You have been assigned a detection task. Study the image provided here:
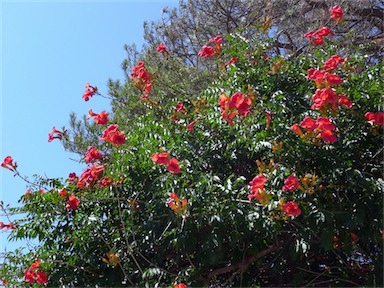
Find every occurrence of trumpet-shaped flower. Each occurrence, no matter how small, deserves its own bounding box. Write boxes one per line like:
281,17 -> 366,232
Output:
282,175 -> 300,192
282,201 -> 302,216
1,156 -> 17,172
82,83 -> 98,101
84,146 -> 102,164
48,127 -> 66,142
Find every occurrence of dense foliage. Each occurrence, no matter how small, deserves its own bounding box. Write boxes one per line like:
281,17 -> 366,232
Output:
1,1 -> 383,287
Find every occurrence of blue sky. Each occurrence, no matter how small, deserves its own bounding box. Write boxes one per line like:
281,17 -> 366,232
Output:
1,0 -> 177,253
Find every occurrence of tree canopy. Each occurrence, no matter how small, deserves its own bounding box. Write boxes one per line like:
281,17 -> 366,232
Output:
1,1 -> 383,287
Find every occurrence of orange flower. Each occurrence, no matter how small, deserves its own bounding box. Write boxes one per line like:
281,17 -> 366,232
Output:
168,192 -> 188,215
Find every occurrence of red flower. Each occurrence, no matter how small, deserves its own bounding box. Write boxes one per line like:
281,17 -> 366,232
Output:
338,94 -> 353,109
323,54 -> 344,71
30,259 -> 40,270
100,124 -> 126,146
58,188 -> 68,197
198,45 -> 215,58
77,164 -> 105,188
174,282 -> 188,288
167,158 -> 181,174
319,129 -> 337,144
151,152 -> 170,165
156,43 -> 168,54
1,156 -> 17,172
84,146 -> 102,164
316,116 -> 336,131
68,172 -> 78,184
290,124 -> 304,137
282,201 -> 302,216
209,35 -> 222,46
24,269 -> 36,284
99,176 -> 113,187
365,112 -> 384,126
300,116 -> 317,131
36,272 -> 48,284
174,102 -> 187,113
48,127 -> 66,142
329,5 -> 343,21
82,83 -> 98,101
88,109 -> 109,125
282,175 -> 299,192
232,92 -> 252,117
325,73 -> 343,86
304,27 -> 334,46
316,26 -> 334,37
249,174 -> 267,191
66,194 -> 80,211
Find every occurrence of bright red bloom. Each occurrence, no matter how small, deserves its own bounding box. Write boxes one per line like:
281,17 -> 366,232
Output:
30,259 -> 41,270
48,127 -> 66,142
100,124 -> 126,146
232,92 -> 252,117
99,176 -> 113,187
316,116 -> 336,131
282,175 -> 299,192
174,282 -> 188,288
282,201 -> 302,216
156,43 -> 168,53
1,156 -> 17,172
304,27 -> 334,46
151,152 -> 170,165
316,26 -> 334,37
24,269 -> 36,284
77,164 -> 105,188
338,94 -> 353,108
311,89 -> 351,112
319,129 -> 337,143
325,73 -> 343,86
58,188 -> 68,197
36,272 -> 48,284
88,109 -> 109,125
198,45 -> 215,58
323,54 -> 344,71
66,194 -> 80,211
249,174 -> 267,193
209,35 -> 222,46
365,112 -> 384,126
82,83 -> 98,101
300,116 -> 317,131
84,146 -> 102,164
329,5 -> 343,21
167,158 -> 181,174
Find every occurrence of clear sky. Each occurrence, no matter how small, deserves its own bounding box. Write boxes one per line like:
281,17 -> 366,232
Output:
1,0 -> 177,253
